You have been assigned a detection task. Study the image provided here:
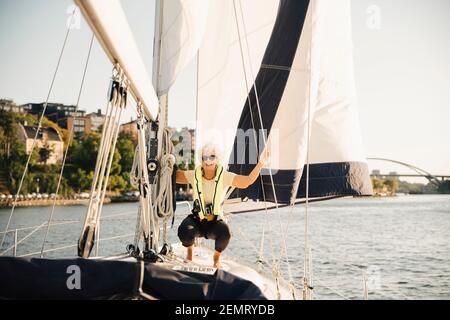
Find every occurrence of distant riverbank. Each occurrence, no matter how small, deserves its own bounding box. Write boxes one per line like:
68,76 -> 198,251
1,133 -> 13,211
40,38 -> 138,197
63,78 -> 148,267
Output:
0,192 -> 435,208
0,197 -> 111,208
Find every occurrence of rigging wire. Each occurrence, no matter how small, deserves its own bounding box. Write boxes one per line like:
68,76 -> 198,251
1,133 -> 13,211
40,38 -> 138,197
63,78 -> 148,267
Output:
0,9 -> 77,249
80,78 -> 115,239
94,76 -> 127,256
39,32 -> 95,257
303,2 -> 315,299
130,146 -> 144,248
77,64 -> 126,258
231,0 -> 277,269
233,0 -> 295,287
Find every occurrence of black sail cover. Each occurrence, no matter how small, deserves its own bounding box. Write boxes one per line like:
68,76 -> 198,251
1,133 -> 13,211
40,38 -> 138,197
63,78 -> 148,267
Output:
0,257 -> 266,299
197,0 -> 373,209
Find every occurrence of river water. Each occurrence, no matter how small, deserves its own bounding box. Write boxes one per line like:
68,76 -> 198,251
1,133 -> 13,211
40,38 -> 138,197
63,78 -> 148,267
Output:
1,195 -> 449,300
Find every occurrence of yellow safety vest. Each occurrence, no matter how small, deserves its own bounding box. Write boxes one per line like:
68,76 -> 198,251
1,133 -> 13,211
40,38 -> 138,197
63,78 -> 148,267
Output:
192,164 -> 224,221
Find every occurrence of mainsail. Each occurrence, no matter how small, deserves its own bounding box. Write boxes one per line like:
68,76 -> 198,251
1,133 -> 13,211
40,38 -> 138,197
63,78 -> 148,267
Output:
156,0 -> 209,94
193,0 -> 373,207
196,0 -> 280,166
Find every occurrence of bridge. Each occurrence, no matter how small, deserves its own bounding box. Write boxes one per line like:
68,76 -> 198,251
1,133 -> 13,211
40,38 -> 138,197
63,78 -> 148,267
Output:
367,158 -> 449,188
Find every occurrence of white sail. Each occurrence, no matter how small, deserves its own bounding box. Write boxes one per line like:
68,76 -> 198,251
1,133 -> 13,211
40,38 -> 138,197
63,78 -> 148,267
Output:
75,0 -> 158,120
196,0 -> 279,165
197,0 -> 373,205
156,0 -> 209,94
308,0 -> 367,164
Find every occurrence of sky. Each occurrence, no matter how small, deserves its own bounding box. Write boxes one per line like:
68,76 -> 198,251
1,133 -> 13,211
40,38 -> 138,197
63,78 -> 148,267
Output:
0,0 -> 449,179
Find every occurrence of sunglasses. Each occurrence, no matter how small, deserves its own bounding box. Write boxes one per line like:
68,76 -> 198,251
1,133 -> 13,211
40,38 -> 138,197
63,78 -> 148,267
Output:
202,155 -> 216,161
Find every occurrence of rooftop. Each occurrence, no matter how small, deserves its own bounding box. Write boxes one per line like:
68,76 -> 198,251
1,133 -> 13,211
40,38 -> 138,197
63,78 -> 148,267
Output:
21,125 -> 61,142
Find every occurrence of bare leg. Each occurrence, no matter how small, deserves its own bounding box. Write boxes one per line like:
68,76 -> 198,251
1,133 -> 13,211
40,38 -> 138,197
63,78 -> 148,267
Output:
213,250 -> 221,268
185,245 -> 193,262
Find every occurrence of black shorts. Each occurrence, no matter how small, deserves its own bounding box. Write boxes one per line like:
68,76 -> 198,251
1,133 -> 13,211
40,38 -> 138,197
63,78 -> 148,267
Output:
177,215 -> 231,252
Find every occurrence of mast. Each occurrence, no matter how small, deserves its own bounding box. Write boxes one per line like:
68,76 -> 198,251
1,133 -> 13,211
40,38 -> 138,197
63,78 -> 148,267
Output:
137,0 -> 166,255
153,0 -> 168,152
152,0 -> 163,94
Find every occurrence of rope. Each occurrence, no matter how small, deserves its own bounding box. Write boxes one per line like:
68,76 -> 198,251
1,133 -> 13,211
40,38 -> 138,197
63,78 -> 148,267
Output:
39,33 -> 95,258
133,202 -> 143,249
133,102 -> 158,251
130,147 -> 140,188
0,9 -> 77,250
154,129 -> 175,218
154,128 -> 176,244
303,3 -> 315,299
129,142 -> 145,248
77,67 -> 126,258
79,91 -> 114,238
95,81 -> 126,256
131,105 -> 146,249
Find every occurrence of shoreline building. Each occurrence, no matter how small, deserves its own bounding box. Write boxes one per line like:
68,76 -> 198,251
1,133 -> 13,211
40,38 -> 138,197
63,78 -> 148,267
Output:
0,99 -> 26,113
86,109 -> 105,132
119,120 -> 138,142
18,124 -> 64,164
22,102 -> 91,136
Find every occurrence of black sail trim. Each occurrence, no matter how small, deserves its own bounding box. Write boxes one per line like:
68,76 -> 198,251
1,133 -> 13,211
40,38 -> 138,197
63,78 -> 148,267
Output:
232,162 -> 374,204
228,0 -> 311,202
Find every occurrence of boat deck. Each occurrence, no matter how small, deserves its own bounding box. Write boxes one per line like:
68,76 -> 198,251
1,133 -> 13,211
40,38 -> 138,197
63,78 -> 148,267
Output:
99,242 -> 299,300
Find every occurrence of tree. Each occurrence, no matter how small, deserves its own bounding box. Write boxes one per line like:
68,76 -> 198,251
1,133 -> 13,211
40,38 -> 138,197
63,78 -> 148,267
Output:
8,143 -> 30,193
42,117 -> 70,148
0,109 -> 41,192
68,168 -> 93,192
38,142 -> 53,164
371,177 -> 384,192
0,110 -> 18,161
107,174 -> 127,192
397,180 -> 424,194
66,131 -> 128,192
383,178 -> 398,195
67,132 -> 101,172
0,108 -> 140,194
116,132 -> 135,173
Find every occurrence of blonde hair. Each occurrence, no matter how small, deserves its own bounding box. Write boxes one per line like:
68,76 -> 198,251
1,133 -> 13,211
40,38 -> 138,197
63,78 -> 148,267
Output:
197,142 -> 223,164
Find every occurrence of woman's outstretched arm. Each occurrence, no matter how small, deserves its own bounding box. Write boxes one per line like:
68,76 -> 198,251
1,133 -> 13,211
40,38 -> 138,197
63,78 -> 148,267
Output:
231,148 -> 270,189
231,161 -> 264,188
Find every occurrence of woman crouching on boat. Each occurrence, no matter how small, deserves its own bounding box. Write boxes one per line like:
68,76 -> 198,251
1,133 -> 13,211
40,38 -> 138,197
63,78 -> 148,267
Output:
176,143 -> 269,268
